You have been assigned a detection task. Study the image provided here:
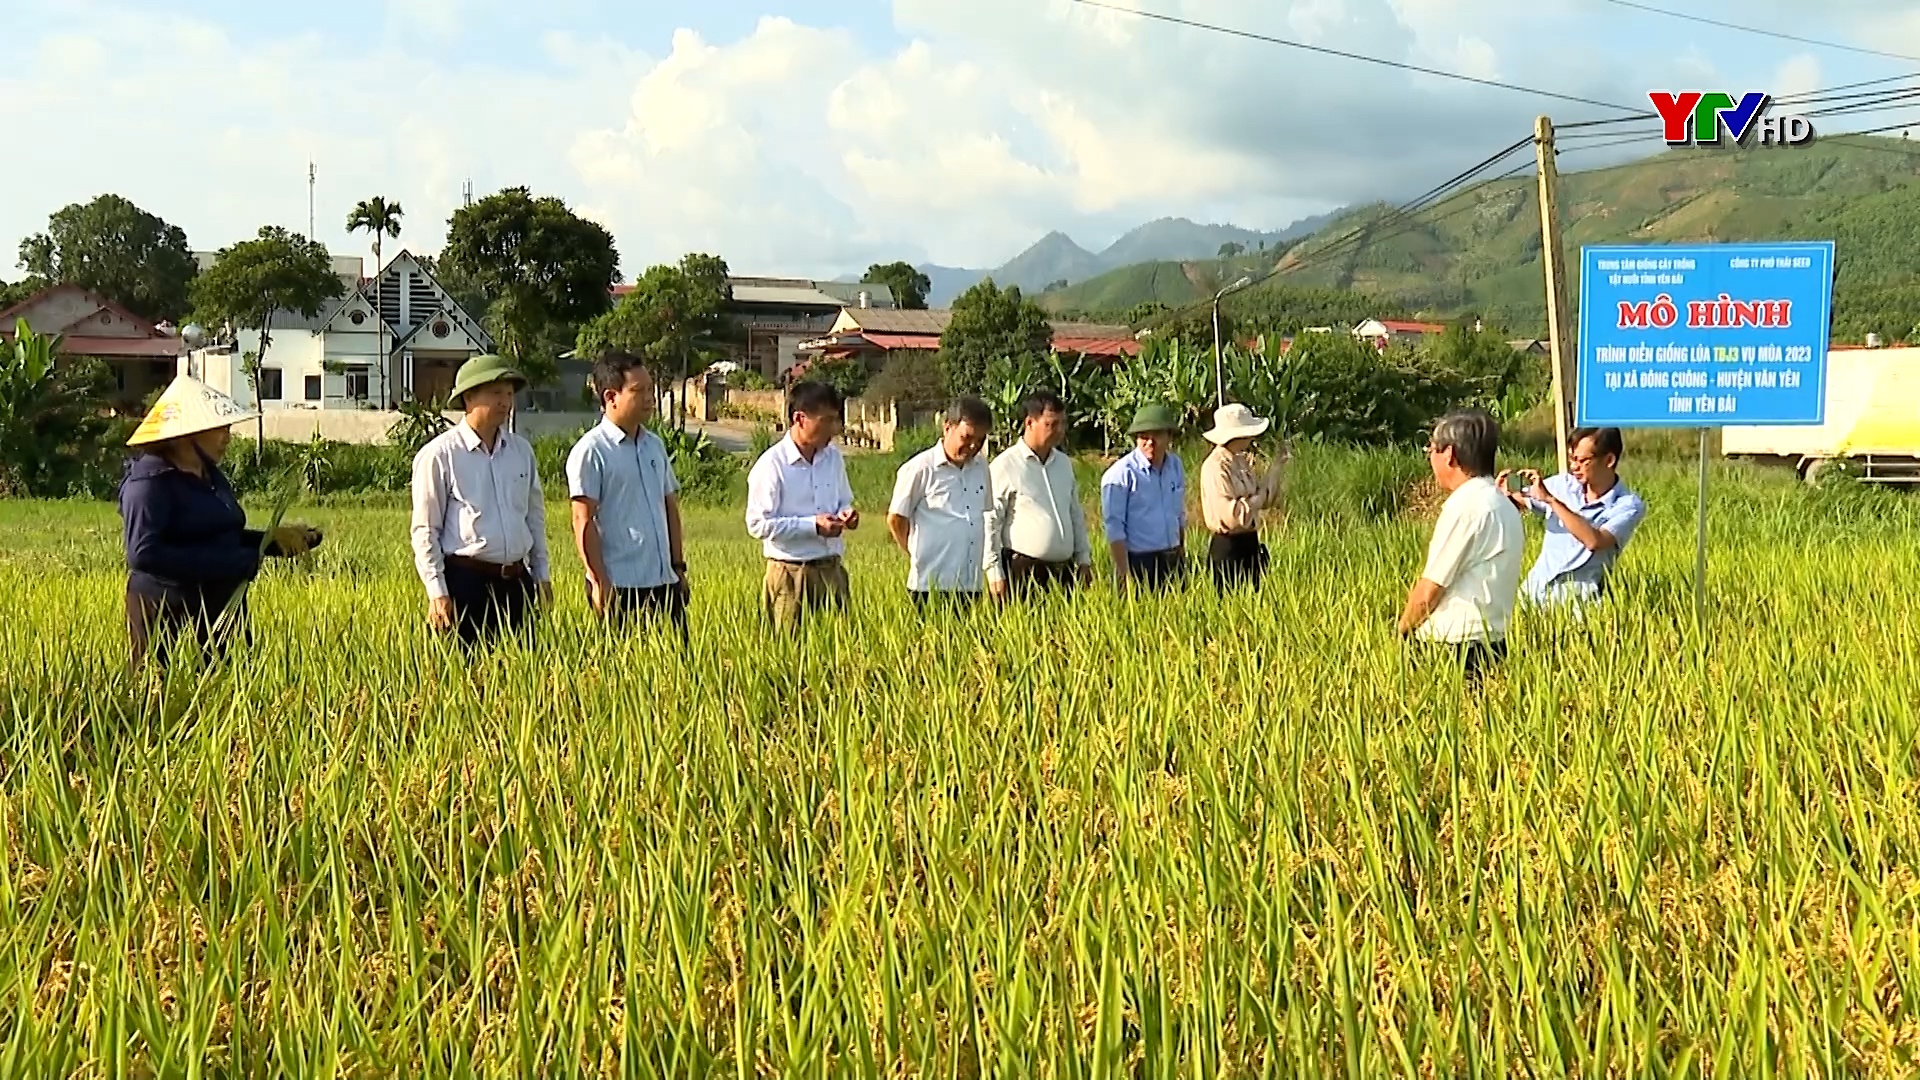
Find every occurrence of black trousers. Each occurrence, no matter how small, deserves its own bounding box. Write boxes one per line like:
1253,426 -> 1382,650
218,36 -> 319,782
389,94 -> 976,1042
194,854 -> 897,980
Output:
1208,532 -> 1268,591
446,562 -> 536,647
1124,547 -> 1187,591
1421,639 -> 1509,685
126,582 -> 246,671
909,589 -> 982,611
1003,550 -> 1078,597
607,583 -> 690,643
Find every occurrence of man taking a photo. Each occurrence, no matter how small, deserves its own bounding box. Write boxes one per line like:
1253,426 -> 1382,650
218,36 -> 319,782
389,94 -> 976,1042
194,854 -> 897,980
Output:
1499,426 -> 1647,607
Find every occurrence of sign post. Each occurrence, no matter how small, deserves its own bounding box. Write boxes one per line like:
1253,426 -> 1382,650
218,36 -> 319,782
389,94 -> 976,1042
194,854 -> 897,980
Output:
1576,241 -> 1835,631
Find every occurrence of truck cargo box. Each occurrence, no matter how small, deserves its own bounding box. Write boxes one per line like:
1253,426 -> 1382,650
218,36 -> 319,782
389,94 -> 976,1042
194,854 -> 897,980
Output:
1720,346 -> 1920,481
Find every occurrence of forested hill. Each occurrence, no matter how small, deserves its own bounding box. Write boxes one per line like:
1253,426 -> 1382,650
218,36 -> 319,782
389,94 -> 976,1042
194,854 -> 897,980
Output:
1041,137 -> 1920,340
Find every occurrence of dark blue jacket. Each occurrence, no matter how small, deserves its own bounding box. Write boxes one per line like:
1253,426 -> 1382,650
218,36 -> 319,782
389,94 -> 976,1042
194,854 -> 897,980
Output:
119,451 -> 267,601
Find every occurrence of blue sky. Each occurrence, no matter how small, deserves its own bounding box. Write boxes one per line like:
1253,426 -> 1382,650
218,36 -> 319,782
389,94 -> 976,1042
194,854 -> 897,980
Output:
4,0 -> 1916,281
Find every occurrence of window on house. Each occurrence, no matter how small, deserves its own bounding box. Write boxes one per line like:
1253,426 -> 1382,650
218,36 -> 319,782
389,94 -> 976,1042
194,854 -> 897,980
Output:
345,366 -> 371,402
258,368 -> 283,401
304,375 -> 322,401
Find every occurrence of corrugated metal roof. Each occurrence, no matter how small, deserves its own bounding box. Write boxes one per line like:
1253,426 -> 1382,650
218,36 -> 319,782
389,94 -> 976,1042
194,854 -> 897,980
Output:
863,332 -> 942,350
842,309 -> 953,334
815,281 -> 895,307
1050,321 -> 1135,339
45,336 -> 182,358
731,285 -> 846,308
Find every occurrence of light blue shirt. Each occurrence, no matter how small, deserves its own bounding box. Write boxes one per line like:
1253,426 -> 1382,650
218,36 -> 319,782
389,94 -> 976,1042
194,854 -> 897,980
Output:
1100,448 -> 1186,555
1522,472 -> 1646,604
565,419 -> 680,590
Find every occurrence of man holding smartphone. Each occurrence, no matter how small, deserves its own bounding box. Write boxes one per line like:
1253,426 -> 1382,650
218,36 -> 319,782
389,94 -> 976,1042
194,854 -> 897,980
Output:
745,380 -> 860,630
1498,426 -> 1646,607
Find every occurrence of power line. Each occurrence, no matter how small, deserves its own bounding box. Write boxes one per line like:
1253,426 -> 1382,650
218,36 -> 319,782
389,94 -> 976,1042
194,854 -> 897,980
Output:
1068,0 -> 1646,115
1134,123 -> 1920,329
1802,90 -> 1920,120
1132,142 -> 1540,332
1775,73 -> 1920,103
1591,0 -> 1920,63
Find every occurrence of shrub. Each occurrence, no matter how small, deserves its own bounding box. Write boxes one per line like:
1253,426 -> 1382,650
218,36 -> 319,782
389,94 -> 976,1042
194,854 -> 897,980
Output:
727,367 -> 774,392
864,353 -> 949,410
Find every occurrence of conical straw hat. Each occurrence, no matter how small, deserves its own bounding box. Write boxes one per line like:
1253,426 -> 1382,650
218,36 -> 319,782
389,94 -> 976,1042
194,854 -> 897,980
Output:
126,374 -> 258,447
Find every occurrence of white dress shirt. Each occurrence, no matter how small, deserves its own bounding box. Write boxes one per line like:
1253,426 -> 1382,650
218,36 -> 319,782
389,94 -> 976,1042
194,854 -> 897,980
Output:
889,444 -> 991,592
1417,476 -> 1524,644
984,439 -> 1091,584
410,420 -> 550,599
745,435 -> 854,562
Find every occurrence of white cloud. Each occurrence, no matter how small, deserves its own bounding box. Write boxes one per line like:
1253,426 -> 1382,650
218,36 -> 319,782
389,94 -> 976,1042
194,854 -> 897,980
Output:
6,0 -> 1916,288
1772,55 -> 1823,101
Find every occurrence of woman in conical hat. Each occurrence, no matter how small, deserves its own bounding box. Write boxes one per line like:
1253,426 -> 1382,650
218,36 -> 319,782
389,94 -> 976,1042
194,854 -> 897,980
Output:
119,374 -> 323,670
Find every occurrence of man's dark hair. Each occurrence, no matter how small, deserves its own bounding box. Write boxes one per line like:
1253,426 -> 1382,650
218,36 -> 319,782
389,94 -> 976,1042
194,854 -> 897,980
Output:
787,379 -> 844,421
1019,390 -> 1066,424
1570,426 -> 1624,463
944,395 -> 992,429
1430,408 -> 1500,477
590,351 -> 648,403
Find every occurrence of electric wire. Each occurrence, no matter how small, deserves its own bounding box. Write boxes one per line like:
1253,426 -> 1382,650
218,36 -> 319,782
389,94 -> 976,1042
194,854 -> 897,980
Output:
1067,0 -> 1647,115
1591,0 -> 1920,64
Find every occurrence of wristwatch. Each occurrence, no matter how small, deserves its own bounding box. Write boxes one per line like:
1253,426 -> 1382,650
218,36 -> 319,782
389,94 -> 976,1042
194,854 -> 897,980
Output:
672,561 -> 688,573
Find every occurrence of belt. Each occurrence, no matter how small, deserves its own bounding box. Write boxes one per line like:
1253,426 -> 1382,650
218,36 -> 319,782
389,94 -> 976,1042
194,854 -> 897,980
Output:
446,554 -> 530,579
1131,547 -> 1185,559
771,555 -> 841,568
1007,550 -> 1071,566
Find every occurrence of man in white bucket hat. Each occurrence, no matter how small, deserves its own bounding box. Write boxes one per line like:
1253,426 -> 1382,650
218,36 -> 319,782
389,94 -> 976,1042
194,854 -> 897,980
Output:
1199,402 -> 1287,590
119,373 -> 322,670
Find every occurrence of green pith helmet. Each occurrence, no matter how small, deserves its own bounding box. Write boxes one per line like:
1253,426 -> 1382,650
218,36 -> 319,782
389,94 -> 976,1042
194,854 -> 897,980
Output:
448,354 -> 527,407
1127,402 -> 1180,436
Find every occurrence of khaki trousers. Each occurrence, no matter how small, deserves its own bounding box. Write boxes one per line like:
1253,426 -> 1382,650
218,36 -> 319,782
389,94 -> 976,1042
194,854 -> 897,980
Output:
763,557 -> 851,630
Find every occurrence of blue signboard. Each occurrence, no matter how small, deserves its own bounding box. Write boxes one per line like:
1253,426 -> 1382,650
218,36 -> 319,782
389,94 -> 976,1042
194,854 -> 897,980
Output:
1577,241 -> 1834,427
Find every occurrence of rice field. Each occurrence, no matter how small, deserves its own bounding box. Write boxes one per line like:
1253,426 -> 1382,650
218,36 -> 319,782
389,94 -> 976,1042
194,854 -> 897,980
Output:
2,448 -> 1919,1077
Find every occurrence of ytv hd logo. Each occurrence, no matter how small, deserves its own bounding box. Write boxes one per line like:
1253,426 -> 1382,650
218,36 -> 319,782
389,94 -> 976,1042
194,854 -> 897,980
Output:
1648,92 -> 1815,148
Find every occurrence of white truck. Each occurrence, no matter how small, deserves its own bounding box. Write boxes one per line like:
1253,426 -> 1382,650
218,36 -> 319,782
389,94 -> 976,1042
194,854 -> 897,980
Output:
1720,345 -> 1920,483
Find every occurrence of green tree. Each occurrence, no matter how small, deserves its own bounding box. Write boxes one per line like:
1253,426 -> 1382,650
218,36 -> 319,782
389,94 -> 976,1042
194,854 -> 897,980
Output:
18,194 -> 198,323
1218,242 -> 1245,259
0,319 -> 120,497
863,261 -> 932,310
0,276 -> 49,311
191,227 -> 345,458
441,187 -> 620,385
347,196 -> 404,404
574,254 -> 730,429
939,279 -> 1053,398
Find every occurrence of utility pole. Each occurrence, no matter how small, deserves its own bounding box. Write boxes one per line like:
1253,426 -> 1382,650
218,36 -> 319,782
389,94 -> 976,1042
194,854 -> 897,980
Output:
1534,115 -> 1576,475
308,162 -> 316,241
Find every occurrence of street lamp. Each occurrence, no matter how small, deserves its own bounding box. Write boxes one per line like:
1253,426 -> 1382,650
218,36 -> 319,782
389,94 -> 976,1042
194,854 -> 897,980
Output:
1212,276 -> 1253,408
181,322 -> 206,380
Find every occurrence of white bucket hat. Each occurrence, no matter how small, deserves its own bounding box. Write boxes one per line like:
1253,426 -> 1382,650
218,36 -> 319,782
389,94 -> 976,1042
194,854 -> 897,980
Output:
1204,402 -> 1271,444
126,374 -> 257,447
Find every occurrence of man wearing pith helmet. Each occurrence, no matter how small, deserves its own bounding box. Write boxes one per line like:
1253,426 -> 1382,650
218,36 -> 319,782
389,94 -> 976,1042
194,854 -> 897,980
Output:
409,354 -> 552,647
119,374 -> 322,670
1100,402 -> 1188,592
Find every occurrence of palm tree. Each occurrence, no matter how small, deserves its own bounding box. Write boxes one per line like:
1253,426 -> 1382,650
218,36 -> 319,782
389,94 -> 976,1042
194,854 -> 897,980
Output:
346,197 -> 404,404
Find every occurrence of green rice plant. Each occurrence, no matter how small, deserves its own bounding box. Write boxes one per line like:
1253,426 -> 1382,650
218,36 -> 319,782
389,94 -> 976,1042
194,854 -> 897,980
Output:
1,452 -> 1917,1076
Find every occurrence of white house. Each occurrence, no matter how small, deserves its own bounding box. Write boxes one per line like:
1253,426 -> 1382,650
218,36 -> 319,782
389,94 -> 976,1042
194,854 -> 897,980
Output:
186,250 -> 492,410
1353,318 -> 1450,348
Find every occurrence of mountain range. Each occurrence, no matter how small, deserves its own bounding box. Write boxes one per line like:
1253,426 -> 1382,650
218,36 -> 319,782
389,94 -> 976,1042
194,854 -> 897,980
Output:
1034,136 -> 1920,338
888,213 -> 1343,306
